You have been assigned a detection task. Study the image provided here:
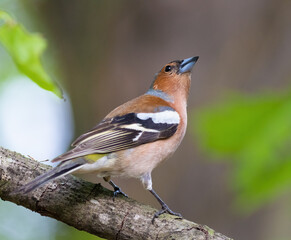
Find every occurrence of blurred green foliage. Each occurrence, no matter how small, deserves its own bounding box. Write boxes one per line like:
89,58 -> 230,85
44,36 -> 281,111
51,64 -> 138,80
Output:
0,10 -> 62,98
0,7 -> 102,240
55,223 -> 104,240
193,90 -> 291,212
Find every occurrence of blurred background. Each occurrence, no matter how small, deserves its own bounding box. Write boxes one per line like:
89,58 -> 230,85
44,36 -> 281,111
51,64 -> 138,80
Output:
1,0 -> 291,239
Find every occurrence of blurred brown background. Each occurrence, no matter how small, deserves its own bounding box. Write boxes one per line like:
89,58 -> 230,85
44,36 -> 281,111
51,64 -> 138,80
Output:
3,0 -> 291,239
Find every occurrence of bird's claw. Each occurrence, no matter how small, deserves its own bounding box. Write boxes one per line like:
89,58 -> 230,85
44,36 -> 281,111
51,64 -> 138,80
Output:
107,179 -> 128,200
152,204 -> 182,223
113,186 -> 128,200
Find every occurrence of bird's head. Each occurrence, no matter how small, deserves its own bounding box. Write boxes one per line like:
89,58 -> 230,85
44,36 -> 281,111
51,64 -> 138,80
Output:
151,56 -> 199,102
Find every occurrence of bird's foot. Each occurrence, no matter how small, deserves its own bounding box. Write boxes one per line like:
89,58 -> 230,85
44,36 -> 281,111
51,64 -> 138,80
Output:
106,179 -> 128,200
152,203 -> 182,223
113,185 -> 128,199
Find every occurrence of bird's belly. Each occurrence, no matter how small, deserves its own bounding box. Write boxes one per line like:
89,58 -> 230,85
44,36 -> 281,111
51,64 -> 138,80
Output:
113,136 -> 183,178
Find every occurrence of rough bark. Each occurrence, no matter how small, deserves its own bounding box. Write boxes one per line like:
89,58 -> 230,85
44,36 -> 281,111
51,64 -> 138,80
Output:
0,147 -> 233,240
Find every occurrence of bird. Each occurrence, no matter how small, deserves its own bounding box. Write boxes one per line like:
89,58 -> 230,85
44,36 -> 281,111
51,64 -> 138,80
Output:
17,56 -> 199,222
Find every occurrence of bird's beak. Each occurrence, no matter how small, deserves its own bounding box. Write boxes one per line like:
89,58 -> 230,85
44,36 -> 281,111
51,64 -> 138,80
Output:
179,56 -> 199,74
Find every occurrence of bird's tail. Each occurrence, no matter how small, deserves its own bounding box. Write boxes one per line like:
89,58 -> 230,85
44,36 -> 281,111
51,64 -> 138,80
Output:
16,159 -> 86,194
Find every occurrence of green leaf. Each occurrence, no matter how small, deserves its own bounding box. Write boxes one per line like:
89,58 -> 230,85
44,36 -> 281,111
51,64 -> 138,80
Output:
0,10 -> 63,98
192,91 -> 291,211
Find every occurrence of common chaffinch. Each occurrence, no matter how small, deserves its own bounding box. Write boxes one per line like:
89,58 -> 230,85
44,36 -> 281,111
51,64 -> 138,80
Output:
19,56 -> 199,221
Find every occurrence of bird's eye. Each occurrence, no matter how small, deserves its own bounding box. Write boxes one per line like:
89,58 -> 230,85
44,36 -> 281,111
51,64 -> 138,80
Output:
165,65 -> 172,72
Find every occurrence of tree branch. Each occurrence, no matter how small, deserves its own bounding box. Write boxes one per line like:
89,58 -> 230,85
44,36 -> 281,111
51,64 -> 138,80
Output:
0,147 -> 232,240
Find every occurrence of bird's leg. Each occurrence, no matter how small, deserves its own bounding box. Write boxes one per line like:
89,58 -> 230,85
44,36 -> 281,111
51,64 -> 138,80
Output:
149,188 -> 182,223
141,173 -> 182,223
103,177 -> 128,199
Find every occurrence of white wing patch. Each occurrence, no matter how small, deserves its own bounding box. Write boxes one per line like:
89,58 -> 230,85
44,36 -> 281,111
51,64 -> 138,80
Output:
137,110 -> 180,124
133,132 -> 143,141
121,123 -> 159,132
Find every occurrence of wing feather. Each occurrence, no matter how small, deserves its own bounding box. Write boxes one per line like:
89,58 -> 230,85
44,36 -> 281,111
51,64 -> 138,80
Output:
52,109 -> 179,163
